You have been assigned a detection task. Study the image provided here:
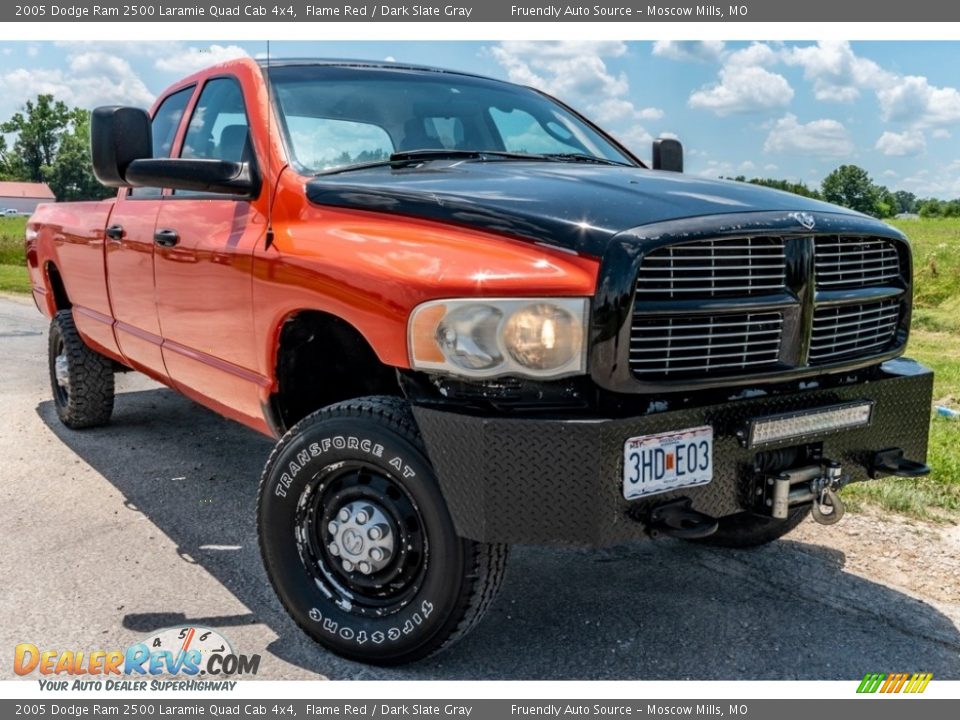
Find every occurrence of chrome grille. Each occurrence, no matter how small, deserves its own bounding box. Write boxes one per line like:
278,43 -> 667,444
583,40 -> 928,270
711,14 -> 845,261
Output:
808,300 -> 901,364
636,237 -> 786,299
814,236 -> 900,288
630,312 -> 783,379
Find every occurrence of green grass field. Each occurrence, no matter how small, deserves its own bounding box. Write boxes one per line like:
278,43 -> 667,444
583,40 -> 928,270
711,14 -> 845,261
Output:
844,218 -> 960,520
0,216 -> 30,294
0,213 -> 957,518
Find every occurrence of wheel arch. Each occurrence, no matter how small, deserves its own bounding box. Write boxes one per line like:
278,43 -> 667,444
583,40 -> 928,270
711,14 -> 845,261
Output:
267,308 -> 403,435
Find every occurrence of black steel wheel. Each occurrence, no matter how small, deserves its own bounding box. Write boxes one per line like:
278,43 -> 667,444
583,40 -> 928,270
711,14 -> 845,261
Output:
258,396 -> 509,665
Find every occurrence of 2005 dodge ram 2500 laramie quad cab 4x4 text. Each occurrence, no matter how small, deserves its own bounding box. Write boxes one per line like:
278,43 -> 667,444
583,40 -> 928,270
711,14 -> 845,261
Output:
26,58 -> 933,666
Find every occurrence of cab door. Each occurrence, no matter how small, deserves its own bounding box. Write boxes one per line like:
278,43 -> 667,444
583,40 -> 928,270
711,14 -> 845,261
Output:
104,86 -> 194,381
153,76 -> 268,427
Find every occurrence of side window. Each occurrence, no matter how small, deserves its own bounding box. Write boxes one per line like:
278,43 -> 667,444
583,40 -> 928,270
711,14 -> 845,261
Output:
130,86 -> 193,198
180,77 -> 251,164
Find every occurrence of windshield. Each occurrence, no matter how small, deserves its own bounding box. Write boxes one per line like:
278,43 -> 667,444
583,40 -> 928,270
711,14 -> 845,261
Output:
267,64 -> 637,174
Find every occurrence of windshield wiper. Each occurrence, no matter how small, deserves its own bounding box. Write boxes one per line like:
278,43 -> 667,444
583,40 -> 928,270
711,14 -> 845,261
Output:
314,149 -> 554,176
542,153 -> 632,166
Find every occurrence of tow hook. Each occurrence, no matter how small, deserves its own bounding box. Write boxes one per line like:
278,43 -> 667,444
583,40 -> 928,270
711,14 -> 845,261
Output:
646,497 -> 720,539
767,460 -> 849,526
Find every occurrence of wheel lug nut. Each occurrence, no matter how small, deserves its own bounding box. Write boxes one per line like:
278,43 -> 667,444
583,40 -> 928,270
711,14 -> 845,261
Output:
355,511 -> 369,525
327,521 -> 338,535
369,548 -> 384,562
357,561 -> 372,574
368,524 -> 388,541
338,509 -> 350,523
342,559 -> 355,572
328,542 -> 340,556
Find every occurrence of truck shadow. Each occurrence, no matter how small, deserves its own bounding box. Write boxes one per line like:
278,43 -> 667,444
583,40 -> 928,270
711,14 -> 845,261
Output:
38,387 -> 960,681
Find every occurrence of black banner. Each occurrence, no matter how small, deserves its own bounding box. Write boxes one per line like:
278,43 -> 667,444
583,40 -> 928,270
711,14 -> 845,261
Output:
4,0 -> 960,22
2,700 -> 958,720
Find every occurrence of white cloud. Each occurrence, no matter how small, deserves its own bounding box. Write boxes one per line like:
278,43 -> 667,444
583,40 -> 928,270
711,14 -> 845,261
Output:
652,41 -> 725,63
875,130 -> 926,157
763,114 -> 853,158
764,163 -> 779,171
876,75 -> 960,127
0,51 -> 154,119
154,44 -> 249,75
783,41 -> 889,102
689,64 -> 793,115
933,128 -> 952,139
882,170 -> 898,178
782,41 -> 960,131
489,41 -> 654,153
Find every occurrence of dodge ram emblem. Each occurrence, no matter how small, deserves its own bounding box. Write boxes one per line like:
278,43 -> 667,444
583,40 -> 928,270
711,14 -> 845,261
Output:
791,212 -> 816,230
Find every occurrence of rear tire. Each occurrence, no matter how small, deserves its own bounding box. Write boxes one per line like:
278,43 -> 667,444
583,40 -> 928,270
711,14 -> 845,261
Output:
257,396 -> 509,665
48,310 -> 115,429
692,505 -> 811,548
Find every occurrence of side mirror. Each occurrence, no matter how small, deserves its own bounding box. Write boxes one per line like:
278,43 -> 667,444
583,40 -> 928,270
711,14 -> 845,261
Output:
91,106 -> 152,187
652,138 -> 683,173
124,158 -> 258,196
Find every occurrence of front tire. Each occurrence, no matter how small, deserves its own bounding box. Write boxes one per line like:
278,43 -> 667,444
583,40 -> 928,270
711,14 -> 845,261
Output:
257,396 -> 508,665
48,310 -> 115,429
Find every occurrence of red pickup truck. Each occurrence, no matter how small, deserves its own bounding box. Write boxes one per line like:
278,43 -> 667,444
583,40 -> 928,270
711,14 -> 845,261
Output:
26,57 -> 932,666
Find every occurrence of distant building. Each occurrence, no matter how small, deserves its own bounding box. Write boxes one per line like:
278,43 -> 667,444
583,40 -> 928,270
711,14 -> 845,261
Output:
0,181 -> 56,215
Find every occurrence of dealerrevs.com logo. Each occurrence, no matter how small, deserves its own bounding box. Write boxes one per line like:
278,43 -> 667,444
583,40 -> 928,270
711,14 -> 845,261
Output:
14,626 -> 260,691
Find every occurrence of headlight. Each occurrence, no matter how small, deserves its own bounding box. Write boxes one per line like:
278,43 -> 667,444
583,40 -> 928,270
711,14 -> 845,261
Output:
409,298 -> 589,379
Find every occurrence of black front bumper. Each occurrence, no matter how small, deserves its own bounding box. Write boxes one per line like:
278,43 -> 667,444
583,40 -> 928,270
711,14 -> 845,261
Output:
412,359 -> 933,547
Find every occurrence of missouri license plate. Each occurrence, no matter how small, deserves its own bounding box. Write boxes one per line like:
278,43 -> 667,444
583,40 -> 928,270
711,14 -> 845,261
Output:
622,426 -> 714,500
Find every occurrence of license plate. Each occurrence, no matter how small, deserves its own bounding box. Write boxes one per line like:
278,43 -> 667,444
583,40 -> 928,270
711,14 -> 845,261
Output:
622,426 -> 713,500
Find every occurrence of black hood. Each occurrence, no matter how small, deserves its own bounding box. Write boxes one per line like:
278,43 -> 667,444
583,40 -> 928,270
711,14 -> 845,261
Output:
306,161 -> 868,257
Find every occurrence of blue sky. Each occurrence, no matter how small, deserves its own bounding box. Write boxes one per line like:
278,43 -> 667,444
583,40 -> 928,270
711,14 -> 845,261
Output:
2,40 -> 959,198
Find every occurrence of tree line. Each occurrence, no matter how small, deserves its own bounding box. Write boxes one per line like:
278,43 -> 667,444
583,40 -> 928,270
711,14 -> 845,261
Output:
0,93 -> 955,215
725,165 -> 951,219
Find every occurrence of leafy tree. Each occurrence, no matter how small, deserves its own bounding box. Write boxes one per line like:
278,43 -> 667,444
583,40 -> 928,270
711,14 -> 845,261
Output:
918,199 -> 943,218
1,95 -> 111,201
0,94 -> 72,183
821,165 -> 880,216
893,190 -> 917,215
42,110 -> 114,202
874,185 -> 899,218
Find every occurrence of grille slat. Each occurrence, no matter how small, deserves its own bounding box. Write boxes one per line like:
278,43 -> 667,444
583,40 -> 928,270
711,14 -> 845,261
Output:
808,299 -> 900,364
636,237 -> 787,301
629,312 -> 783,379
814,236 -> 901,289
629,234 -> 904,381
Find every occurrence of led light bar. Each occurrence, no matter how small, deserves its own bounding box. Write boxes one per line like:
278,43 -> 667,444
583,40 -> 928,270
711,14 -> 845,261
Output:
746,401 -> 874,448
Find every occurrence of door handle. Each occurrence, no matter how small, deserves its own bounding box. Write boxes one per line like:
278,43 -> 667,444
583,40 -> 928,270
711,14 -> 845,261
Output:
105,224 -> 125,241
154,229 -> 180,248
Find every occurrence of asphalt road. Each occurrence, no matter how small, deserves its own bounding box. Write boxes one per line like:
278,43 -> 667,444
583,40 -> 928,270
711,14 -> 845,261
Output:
1,295 -> 958,681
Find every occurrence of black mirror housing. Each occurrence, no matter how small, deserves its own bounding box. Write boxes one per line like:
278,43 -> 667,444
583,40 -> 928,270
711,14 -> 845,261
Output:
91,106 -> 152,187
652,138 -> 683,173
124,158 -> 259,196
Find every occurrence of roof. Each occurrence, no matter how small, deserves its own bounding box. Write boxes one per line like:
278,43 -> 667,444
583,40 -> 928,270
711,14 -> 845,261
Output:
255,58 -> 496,83
0,181 -> 55,199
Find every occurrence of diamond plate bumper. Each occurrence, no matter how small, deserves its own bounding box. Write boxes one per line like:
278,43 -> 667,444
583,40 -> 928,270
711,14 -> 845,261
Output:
412,358 -> 933,547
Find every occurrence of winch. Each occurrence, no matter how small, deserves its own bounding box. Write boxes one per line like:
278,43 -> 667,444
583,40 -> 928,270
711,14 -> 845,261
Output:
763,460 -> 849,525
